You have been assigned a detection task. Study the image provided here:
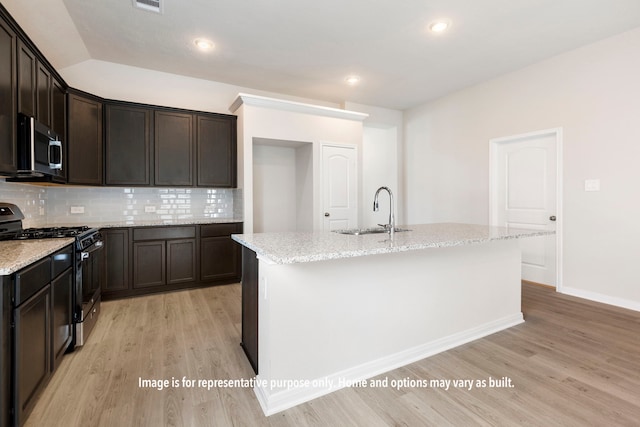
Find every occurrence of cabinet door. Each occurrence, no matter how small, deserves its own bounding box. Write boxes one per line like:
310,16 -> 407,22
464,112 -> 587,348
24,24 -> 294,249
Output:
36,61 -> 51,127
102,229 -> 130,295
200,236 -> 240,281
67,91 -> 103,185
155,111 -> 194,186
51,268 -> 72,371
0,18 -> 17,174
133,241 -> 166,288
105,104 -> 152,185
196,114 -> 237,187
51,79 -> 66,141
13,284 -> 51,427
167,239 -> 196,284
16,39 -> 36,117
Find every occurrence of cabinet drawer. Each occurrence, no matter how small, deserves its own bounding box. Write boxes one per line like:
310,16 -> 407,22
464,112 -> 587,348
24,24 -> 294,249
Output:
200,223 -> 242,238
15,257 -> 51,306
133,226 -> 196,241
52,245 -> 73,278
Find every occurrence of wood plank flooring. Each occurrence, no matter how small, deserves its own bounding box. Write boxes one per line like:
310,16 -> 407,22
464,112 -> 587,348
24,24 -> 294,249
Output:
25,283 -> 640,426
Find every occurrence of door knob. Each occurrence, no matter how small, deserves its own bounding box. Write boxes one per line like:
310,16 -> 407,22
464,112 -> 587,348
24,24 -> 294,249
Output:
324,212 -> 330,217
549,215 -> 556,221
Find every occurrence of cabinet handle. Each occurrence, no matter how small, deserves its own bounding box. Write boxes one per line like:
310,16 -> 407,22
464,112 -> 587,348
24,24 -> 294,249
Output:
324,212 -> 330,217
549,216 -> 556,221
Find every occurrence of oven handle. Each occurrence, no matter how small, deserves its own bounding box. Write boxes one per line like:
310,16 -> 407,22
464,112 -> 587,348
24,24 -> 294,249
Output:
48,140 -> 63,170
80,241 -> 104,260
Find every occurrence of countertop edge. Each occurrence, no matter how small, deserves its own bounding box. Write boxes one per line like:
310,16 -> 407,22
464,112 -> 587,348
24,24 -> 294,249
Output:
0,238 -> 75,275
231,225 -> 555,265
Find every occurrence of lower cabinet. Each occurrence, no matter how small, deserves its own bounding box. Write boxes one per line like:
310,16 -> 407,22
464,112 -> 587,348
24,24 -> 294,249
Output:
9,244 -> 73,427
13,284 -> 50,427
102,223 -> 242,300
200,223 -> 242,282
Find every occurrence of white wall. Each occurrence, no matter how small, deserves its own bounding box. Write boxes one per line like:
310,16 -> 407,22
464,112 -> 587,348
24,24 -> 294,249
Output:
234,100 -> 365,232
253,145 -> 297,233
362,126 -> 398,227
404,27 -> 640,310
343,102 -> 405,224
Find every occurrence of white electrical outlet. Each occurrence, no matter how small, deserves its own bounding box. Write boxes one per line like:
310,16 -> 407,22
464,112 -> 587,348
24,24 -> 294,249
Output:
70,206 -> 85,214
145,205 -> 157,213
584,179 -> 600,192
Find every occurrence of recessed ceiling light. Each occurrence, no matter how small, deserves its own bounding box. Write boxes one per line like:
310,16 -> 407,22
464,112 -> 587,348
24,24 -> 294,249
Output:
345,75 -> 361,85
429,20 -> 450,33
194,38 -> 214,50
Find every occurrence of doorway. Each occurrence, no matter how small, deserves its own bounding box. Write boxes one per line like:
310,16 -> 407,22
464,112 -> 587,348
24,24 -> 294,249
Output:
490,128 -> 562,289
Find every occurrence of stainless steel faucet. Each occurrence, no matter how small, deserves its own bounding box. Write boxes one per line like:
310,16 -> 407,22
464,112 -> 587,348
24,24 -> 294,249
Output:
373,186 -> 395,235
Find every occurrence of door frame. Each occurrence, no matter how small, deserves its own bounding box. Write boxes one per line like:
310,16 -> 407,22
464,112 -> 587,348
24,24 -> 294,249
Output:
489,127 -> 563,291
318,142 -> 359,231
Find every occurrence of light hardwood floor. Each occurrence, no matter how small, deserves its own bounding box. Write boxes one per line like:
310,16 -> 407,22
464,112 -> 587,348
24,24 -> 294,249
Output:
25,283 -> 640,427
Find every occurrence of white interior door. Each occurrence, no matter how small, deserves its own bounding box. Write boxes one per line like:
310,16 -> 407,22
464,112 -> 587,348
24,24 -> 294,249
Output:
492,130 -> 559,287
322,144 -> 357,231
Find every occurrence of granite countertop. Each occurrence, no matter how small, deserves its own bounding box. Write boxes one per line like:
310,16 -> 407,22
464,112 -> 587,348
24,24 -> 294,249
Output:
0,238 -> 75,275
231,223 -> 555,265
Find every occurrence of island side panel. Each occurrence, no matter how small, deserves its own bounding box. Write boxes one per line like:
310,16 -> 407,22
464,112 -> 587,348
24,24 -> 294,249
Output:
241,246 -> 259,374
255,239 -> 523,415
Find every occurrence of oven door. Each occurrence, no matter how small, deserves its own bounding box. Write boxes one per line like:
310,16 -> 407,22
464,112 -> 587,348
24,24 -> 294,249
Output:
74,240 -> 103,347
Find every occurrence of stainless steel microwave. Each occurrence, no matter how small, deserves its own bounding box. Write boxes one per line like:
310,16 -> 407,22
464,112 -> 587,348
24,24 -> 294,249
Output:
16,113 -> 64,180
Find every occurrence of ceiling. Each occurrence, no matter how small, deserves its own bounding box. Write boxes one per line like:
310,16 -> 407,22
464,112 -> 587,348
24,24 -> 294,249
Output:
5,0 -> 640,110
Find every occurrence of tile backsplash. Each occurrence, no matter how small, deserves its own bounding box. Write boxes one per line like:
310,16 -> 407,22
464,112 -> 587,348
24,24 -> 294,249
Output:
0,180 -> 243,227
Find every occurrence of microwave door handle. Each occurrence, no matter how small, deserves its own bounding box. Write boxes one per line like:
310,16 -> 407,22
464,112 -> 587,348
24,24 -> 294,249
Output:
48,140 -> 63,170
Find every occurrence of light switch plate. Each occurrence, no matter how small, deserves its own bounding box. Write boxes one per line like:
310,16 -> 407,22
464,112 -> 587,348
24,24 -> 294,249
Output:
584,179 -> 600,192
70,206 -> 85,214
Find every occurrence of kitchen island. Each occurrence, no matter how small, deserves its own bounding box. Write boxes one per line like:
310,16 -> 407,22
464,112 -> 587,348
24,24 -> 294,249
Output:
232,223 -> 554,415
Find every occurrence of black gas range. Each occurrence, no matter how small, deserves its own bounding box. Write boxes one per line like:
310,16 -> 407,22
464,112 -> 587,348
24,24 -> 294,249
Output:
0,202 -> 103,347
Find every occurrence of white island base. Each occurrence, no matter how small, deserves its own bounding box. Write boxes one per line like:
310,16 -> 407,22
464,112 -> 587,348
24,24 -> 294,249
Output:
253,238 -> 523,415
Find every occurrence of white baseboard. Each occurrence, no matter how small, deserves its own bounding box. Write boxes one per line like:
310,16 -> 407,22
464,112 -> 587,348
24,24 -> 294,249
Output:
254,313 -> 524,416
561,287 -> 640,312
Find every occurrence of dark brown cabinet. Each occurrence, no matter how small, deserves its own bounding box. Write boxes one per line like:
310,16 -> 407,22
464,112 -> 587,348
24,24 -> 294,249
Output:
103,104 -> 236,188
36,62 -> 51,127
0,16 -> 17,175
13,284 -> 50,427
10,244 -> 73,427
16,39 -> 36,118
102,223 -> 241,300
102,229 -> 130,293
154,111 -> 194,186
241,246 -> 259,374
167,239 -> 196,284
132,226 -> 196,289
67,90 -> 103,185
105,103 -> 152,186
197,115 -> 237,187
200,223 -> 242,282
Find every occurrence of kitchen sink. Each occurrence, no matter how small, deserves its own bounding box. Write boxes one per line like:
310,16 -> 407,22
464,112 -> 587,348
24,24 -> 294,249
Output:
335,227 -> 411,235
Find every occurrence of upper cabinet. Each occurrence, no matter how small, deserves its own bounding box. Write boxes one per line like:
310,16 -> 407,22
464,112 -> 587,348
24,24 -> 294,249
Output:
0,17 -> 17,175
67,90 -> 103,185
104,103 -> 152,186
16,39 -> 36,118
101,101 -> 236,188
197,114 -> 237,188
0,5 -> 237,188
154,110 -> 194,186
